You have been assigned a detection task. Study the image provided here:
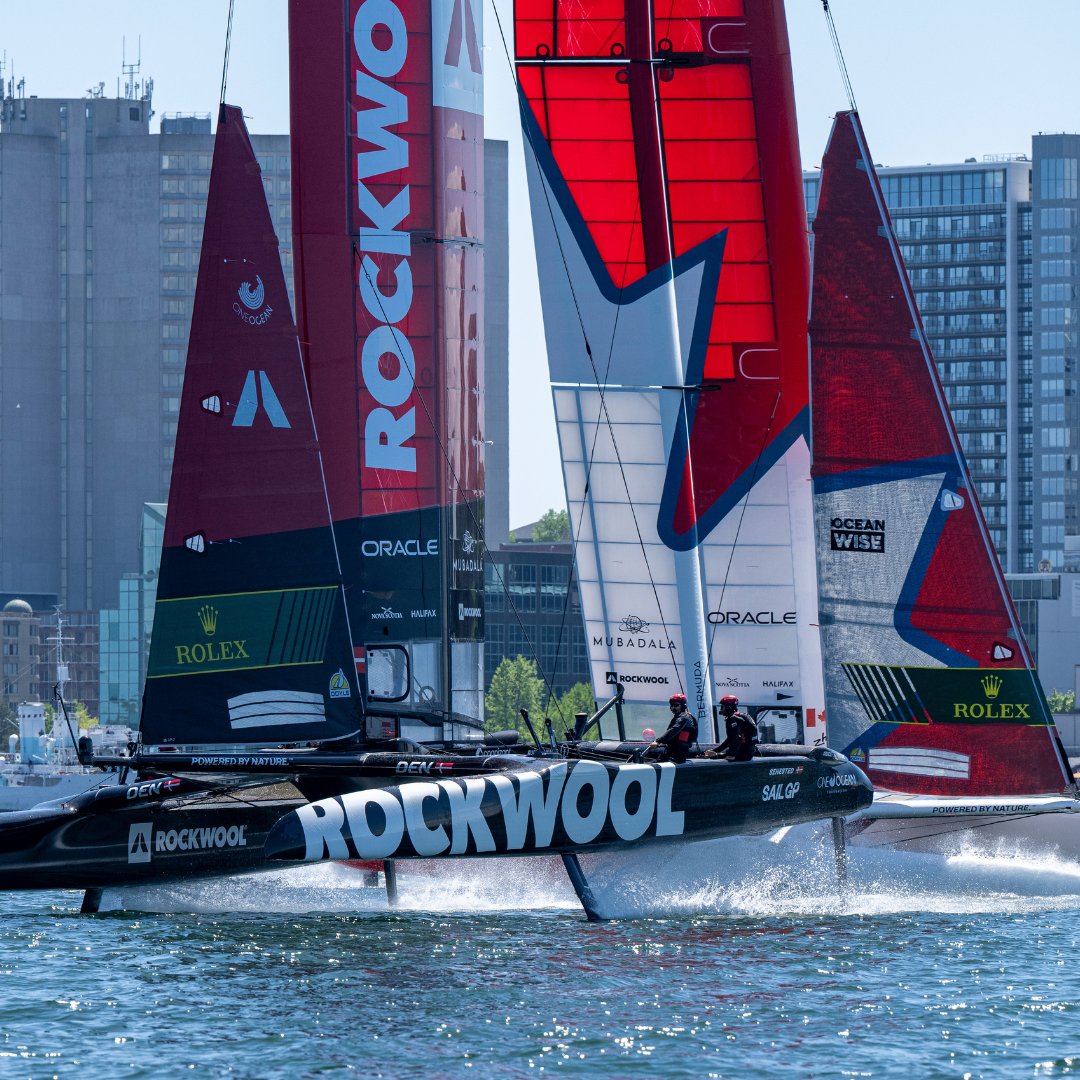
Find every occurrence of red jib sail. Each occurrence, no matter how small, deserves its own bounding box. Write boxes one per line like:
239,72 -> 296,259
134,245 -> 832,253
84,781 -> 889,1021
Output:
142,105 -> 359,746
810,110 -> 1071,796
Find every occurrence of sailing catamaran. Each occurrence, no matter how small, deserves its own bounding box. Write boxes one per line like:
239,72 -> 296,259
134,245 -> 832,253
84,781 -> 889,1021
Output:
264,0 -> 873,901
0,1 -> 871,917
810,109 -> 1080,855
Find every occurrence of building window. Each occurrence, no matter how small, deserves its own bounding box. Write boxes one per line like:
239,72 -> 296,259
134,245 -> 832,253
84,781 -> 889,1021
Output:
540,564 -> 569,613
508,564 -> 537,613
3,622 -> 18,637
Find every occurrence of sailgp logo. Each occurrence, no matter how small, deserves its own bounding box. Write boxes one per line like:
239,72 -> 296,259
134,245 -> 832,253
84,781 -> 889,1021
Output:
233,269 -> 273,326
232,371 -> 291,429
128,823 -> 152,864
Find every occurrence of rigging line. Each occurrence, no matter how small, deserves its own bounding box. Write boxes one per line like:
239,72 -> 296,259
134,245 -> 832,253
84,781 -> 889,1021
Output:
541,200 -> 646,716
703,387 -> 783,662
352,251 -> 562,714
821,0 -> 857,113
493,2 -> 686,696
219,0 -> 236,105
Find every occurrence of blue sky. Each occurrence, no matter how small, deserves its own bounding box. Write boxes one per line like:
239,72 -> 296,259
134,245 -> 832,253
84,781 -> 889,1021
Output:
5,1 -> 1078,524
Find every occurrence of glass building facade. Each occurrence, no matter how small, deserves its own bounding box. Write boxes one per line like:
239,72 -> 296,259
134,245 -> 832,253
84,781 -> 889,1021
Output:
484,543 -> 590,700
806,134 -> 1080,573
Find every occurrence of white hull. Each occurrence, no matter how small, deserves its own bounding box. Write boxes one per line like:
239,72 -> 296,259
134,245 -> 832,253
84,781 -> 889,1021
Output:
849,791 -> 1080,862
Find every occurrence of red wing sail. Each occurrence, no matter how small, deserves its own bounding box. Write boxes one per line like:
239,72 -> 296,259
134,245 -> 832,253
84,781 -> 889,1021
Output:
516,0 -> 810,547
810,111 -> 1071,795
514,0 -> 823,730
289,0 -> 485,731
142,105 -> 359,747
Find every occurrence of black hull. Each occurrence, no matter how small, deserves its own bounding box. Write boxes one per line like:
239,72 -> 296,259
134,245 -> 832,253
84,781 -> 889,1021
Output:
0,786 -> 303,891
266,748 -> 873,863
0,745 -> 871,894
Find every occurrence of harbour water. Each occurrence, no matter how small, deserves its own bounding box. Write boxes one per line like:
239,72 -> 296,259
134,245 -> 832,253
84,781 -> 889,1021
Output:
3,829 -> 1080,1079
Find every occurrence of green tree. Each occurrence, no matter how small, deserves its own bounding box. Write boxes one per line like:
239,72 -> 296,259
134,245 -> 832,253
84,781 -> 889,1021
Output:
1047,688 -> 1076,714
553,682 -> 597,732
485,655 -> 544,738
74,701 -> 99,730
532,508 -> 571,543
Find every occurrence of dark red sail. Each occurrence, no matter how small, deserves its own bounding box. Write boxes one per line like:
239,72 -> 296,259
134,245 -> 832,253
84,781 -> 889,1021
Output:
141,105 -> 360,746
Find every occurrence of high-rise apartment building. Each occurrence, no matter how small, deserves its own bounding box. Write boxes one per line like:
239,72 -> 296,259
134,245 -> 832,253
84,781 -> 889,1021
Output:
805,134 -> 1080,574
0,90 -> 292,612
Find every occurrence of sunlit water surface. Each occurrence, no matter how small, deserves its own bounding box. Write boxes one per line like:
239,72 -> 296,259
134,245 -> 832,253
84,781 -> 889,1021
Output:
4,827 -> 1080,1078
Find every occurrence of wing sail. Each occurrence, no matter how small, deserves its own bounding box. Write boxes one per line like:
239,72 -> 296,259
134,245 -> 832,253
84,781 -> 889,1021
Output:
515,0 -> 821,738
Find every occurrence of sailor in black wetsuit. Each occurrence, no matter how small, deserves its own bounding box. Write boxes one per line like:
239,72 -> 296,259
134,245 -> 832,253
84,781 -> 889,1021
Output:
648,693 -> 698,764
709,694 -> 757,762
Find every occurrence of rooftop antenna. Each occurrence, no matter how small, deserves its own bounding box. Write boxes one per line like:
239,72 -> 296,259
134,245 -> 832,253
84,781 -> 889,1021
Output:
122,36 -> 142,100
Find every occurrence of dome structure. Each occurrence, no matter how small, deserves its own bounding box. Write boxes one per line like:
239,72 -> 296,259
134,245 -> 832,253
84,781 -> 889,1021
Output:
2,599 -> 32,614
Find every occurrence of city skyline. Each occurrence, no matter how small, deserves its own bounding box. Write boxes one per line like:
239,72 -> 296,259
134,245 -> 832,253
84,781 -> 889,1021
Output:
4,1 -> 1079,523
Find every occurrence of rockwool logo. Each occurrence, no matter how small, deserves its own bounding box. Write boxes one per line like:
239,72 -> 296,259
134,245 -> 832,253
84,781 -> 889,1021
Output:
126,822 -> 249,862
353,0 -> 417,474
127,822 -> 153,864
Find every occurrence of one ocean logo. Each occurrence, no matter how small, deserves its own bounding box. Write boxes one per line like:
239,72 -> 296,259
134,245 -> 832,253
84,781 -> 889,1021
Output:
329,669 -> 352,699
233,270 -> 273,326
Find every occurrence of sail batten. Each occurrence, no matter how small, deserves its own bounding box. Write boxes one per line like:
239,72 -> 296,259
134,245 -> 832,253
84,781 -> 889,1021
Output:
811,110 -> 1071,796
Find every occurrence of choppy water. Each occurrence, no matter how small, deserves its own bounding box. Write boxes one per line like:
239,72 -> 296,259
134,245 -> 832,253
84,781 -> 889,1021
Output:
4,827 -> 1080,1079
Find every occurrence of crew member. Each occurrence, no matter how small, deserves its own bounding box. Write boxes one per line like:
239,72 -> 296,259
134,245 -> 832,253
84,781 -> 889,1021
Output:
707,695 -> 757,761
648,693 -> 698,764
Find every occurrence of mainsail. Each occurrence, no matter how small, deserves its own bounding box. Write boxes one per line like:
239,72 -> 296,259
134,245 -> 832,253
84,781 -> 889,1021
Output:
810,111 -> 1072,796
514,0 -> 821,739
289,0 -> 486,738
141,105 -> 360,746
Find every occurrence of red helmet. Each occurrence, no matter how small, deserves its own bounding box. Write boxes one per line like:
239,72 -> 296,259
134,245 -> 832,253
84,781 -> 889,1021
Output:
719,694 -> 739,707
668,693 -> 687,707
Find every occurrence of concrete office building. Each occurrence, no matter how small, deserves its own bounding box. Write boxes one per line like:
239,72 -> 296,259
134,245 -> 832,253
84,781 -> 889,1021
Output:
0,88 -> 292,613
805,133 -> 1080,574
